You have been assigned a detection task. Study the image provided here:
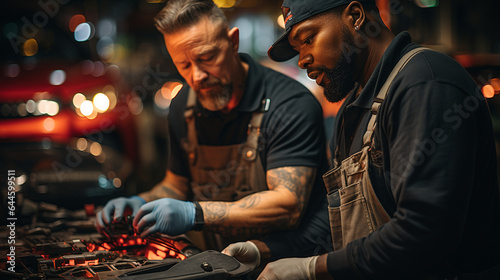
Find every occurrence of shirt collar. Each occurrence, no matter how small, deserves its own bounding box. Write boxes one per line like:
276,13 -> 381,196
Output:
237,53 -> 266,112
350,32 -> 415,109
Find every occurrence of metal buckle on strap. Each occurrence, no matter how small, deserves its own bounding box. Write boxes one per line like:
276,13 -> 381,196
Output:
260,98 -> 271,112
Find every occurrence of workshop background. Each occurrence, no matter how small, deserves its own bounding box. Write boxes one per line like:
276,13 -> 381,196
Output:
1,0 -> 500,213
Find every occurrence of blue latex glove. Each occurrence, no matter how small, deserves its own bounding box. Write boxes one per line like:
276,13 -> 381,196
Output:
95,196 -> 145,234
132,198 -> 195,237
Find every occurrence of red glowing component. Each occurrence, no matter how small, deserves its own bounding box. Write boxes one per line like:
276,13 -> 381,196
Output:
87,243 -> 96,252
157,250 -> 167,259
146,250 -> 162,260
84,260 -> 98,266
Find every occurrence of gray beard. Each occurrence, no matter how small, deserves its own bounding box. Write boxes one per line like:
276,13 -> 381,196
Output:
196,83 -> 233,111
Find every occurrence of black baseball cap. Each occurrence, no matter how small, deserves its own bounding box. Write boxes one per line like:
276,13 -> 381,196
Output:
268,0 -> 374,62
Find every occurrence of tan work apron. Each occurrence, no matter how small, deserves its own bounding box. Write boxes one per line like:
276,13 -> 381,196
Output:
181,88 -> 268,250
323,48 -> 500,279
322,48 -> 427,251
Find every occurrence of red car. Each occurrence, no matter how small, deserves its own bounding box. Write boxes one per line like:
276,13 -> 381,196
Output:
1,10 -> 140,210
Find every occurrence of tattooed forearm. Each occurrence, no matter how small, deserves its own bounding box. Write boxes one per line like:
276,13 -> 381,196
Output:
267,166 -> 316,213
200,199 -> 289,238
202,201 -> 231,224
200,166 -> 317,237
236,193 -> 261,209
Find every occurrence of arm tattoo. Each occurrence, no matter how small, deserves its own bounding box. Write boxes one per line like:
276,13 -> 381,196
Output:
203,202 -> 230,225
237,193 -> 261,209
202,166 -> 316,237
267,166 -> 316,214
203,199 -> 286,237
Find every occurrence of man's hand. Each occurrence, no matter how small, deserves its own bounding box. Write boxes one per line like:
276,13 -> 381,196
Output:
96,196 -> 145,234
222,241 -> 261,270
257,256 -> 318,280
132,198 -> 195,237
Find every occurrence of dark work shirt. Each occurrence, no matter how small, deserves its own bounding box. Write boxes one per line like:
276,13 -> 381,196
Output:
166,53 -> 332,258
167,53 -> 327,175
327,32 -> 500,279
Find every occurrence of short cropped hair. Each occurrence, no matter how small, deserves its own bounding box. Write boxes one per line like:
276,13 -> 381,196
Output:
154,0 -> 229,34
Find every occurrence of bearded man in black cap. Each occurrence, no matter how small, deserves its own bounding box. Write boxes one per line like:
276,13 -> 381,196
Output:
223,0 -> 500,279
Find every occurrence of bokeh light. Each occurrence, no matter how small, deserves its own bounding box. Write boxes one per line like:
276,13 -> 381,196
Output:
491,78 -> 500,92
214,0 -> 238,8
90,142 -> 103,156
80,100 -> 94,116
23,38 -> 38,56
43,118 -> 55,132
277,14 -> 285,29
5,64 -> 20,78
74,22 -> 94,42
482,84 -> 495,98
93,93 -> 110,112
73,93 -> 86,108
69,14 -> 86,32
76,138 -> 88,151
49,70 -> 66,85
415,0 -> 439,8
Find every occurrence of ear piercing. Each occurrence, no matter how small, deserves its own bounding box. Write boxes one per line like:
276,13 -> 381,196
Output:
354,25 -> 360,31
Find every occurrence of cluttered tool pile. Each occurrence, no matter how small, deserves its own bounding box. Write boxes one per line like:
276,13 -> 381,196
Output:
0,202 -> 251,280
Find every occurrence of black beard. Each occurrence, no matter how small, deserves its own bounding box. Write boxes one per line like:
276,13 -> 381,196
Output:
323,27 -> 357,103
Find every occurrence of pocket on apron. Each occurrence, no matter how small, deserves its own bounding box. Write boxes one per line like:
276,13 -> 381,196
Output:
327,181 -> 375,250
339,182 -> 374,247
328,204 -> 343,251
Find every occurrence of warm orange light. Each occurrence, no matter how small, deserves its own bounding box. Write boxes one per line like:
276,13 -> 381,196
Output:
23,38 -> 38,56
482,84 -> 495,98
277,14 -> 285,29
213,0 -> 237,8
157,250 -> 167,259
171,83 -> 183,99
491,78 -> 500,92
69,14 -> 86,32
113,178 -> 122,188
90,142 -> 102,156
146,250 -> 163,260
43,118 -> 55,132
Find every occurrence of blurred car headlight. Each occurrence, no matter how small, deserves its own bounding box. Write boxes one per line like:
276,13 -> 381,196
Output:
72,88 -> 117,119
1,99 -> 60,118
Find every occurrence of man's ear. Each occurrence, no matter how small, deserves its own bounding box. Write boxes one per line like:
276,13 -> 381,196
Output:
228,27 -> 240,54
343,1 -> 366,32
